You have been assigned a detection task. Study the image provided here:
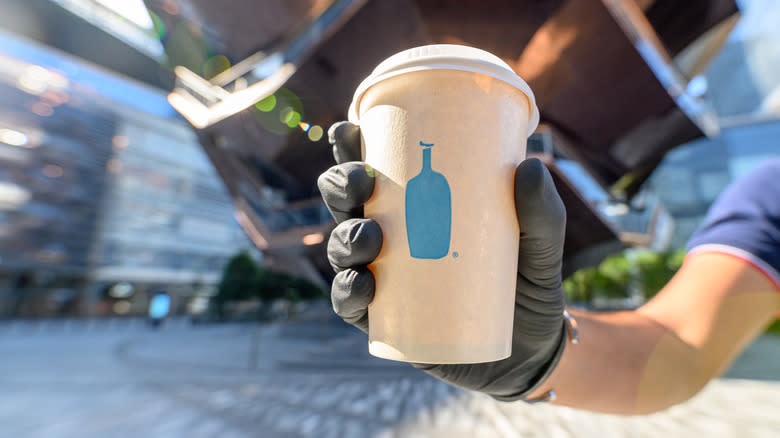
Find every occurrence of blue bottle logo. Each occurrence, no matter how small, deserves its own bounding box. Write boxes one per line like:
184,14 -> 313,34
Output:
405,141 -> 452,259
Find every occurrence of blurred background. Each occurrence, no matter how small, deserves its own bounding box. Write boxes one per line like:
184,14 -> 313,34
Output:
0,0 -> 778,437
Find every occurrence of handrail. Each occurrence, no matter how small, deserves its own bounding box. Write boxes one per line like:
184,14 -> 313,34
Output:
168,0 -> 368,128
601,0 -> 721,138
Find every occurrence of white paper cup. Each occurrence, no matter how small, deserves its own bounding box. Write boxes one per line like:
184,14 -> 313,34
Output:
348,45 -> 539,364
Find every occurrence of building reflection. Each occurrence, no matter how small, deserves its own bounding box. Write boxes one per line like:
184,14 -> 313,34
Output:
0,32 -> 252,318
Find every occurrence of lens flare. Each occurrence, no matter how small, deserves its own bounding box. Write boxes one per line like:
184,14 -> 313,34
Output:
149,11 -> 166,40
285,111 -> 302,128
307,125 -> 323,141
165,23 -> 210,73
255,94 -> 277,112
280,107 -> 293,124
298,122 -> 310,132
253,88 -> 303,135
203,55 -> 231,79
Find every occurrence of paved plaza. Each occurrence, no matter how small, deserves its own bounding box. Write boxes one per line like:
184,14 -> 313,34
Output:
0,316 -> 779,437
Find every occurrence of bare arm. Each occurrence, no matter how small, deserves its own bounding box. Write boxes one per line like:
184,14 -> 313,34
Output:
529,252 -> 780,415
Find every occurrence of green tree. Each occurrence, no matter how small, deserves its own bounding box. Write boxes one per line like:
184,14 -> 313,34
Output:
215,251 -> 258,318
255,269 -> 326,303
634,248 -> 685,300
563,248 -> 780,336
286,277 -> 326,302
593,254 -> 632,299
215,251 -> 327,320
563,248 -> 687,304
563,268 -> 596,303
768,319 -> 780,336
255,267 -> 290,302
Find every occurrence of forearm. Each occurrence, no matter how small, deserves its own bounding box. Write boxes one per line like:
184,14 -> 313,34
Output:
529,309 -> 701,415
528,253 -> 780,415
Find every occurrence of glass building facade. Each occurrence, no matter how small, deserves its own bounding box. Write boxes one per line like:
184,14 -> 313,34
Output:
0,31 -> 251,317
93,110 -> 250,285
646,119 -> 780,247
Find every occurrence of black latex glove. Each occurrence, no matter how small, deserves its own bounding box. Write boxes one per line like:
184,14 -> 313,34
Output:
318,121 -> 568,401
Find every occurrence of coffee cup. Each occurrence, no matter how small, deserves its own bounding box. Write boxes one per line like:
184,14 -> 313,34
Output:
348,44 -> 539,363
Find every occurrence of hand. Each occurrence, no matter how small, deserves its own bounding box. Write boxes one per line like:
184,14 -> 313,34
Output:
318,121 -> 568,400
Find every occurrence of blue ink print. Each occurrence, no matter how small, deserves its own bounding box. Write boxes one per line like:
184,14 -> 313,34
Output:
405,141 -> 452,259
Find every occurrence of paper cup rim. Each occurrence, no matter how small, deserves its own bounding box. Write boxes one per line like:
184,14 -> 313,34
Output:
347,46 -> 540,137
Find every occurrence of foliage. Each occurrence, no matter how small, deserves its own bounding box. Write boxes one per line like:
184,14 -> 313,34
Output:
593,253 -> 633,299
634,248 -> 685,299
215,250 -> 326,319
564,248 -> 780,336
767,319 -> 780,336
563,248 -> 686,304
254,268 -> 325,303
215,251 -> 258,318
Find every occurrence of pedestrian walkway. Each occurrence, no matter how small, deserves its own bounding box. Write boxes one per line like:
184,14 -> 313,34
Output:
1,315 -> 778,437
385,379 -> 780,438
0,316 -> 191,334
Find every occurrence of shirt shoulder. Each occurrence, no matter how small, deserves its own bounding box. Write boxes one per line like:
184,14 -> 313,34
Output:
687,159 -> 780,287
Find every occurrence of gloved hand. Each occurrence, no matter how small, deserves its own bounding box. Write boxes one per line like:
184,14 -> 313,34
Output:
318,121 -> 568,401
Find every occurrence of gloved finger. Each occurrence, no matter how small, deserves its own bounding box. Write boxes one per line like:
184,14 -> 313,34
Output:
514,158 -> 567,290
318,162 -> 375,223
331,267 -> 375,333
328,121 -> 362,164
514,274 -> 566,320
327,219 -> 383,272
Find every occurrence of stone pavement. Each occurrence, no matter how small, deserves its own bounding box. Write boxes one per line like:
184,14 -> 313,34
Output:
386,379 -> 780,438
1,316 -> 779,437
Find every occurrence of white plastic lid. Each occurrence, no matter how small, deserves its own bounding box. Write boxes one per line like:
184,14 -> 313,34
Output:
348,44 -> 540,137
